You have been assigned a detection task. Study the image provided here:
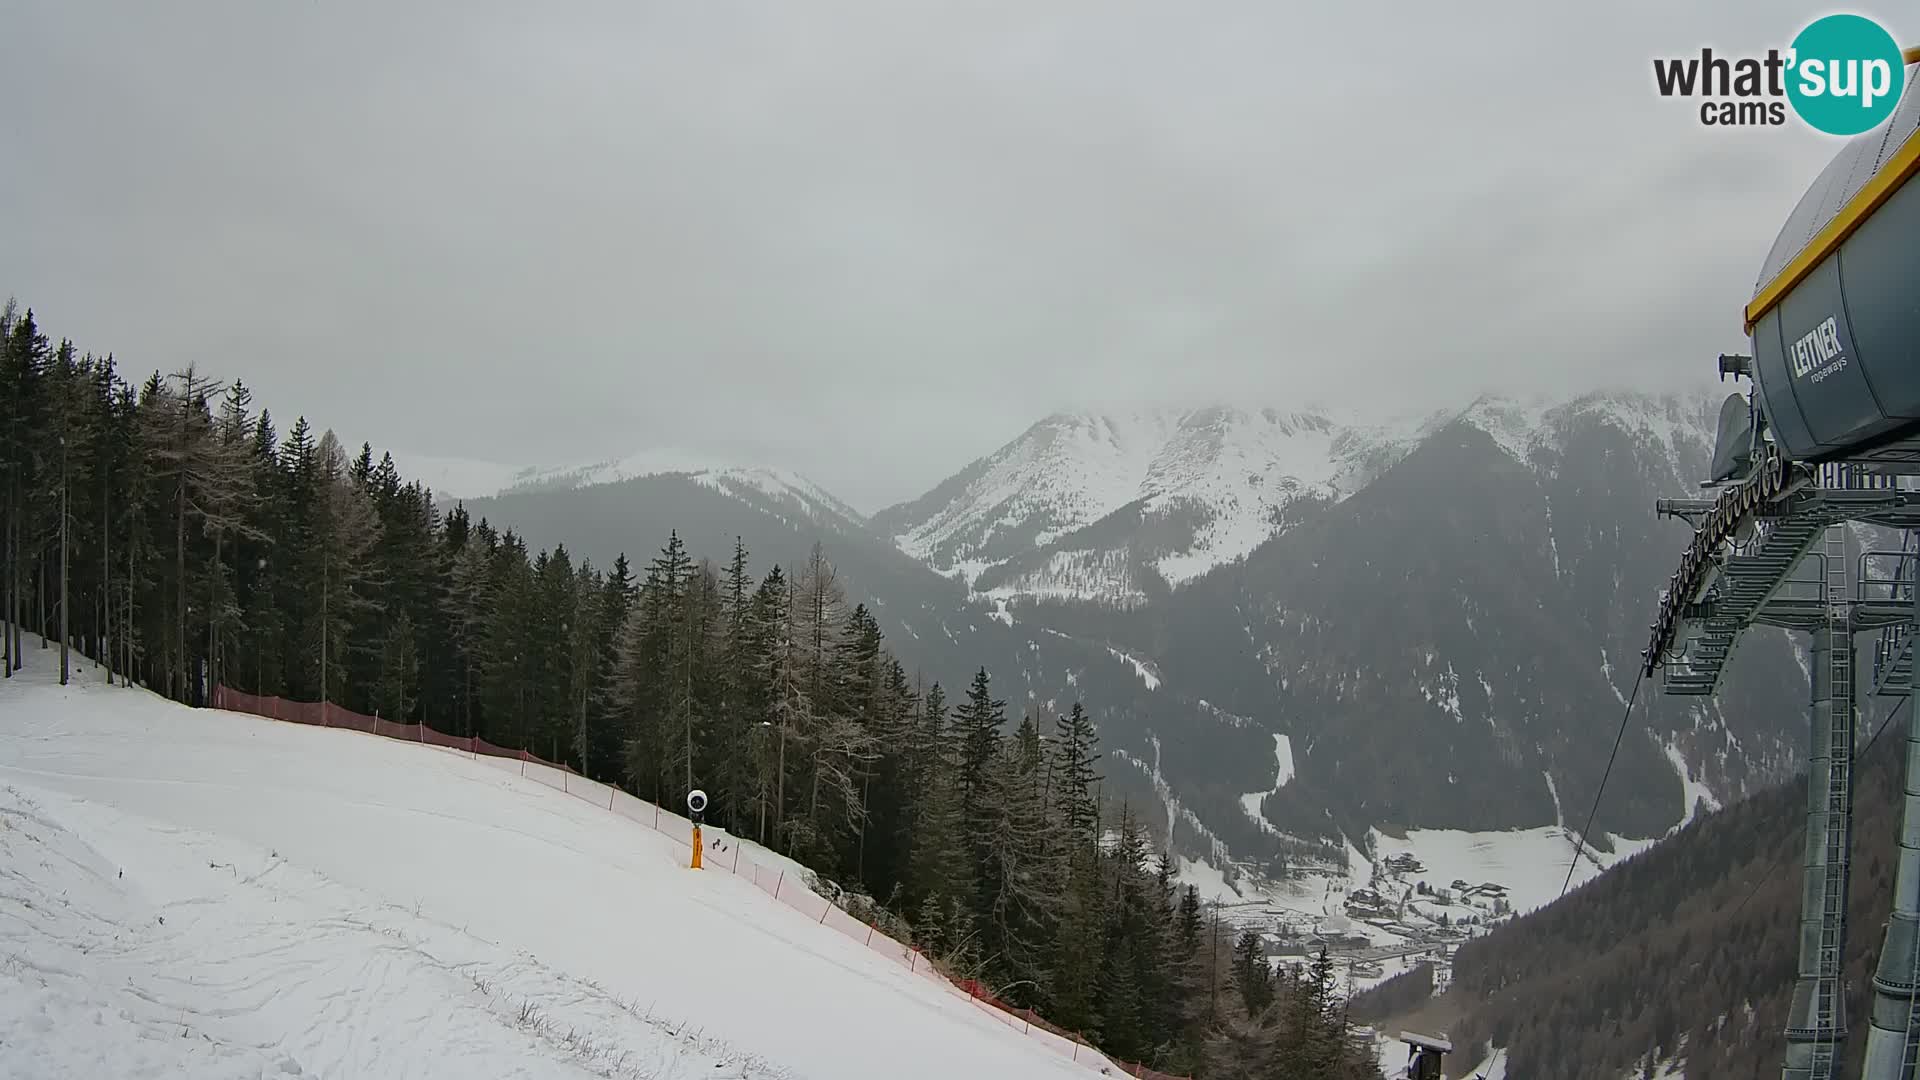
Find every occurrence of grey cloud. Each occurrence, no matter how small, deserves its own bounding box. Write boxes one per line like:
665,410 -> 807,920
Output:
0,0 -> 1891,509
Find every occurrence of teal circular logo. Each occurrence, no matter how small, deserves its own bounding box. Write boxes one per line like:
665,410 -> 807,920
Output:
1787,14 -> 1905,135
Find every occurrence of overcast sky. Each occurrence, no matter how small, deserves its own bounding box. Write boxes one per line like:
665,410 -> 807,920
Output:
1,2 -> 1892,510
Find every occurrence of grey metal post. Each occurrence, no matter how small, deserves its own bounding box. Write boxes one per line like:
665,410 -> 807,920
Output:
1783,619 -> 1855,1080
1863,570 -> 1920,1080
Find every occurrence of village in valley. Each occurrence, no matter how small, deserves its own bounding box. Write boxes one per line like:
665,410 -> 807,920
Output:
1199,839 -> 1521,1000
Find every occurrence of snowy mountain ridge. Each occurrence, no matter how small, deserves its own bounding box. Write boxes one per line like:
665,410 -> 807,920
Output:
396,387 -> 1722,610
874,389 -> 1724,604
870,406 -> 1425,601
393,448 -> 867,533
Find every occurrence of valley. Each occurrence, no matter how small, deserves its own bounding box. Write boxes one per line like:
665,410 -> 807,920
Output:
398,386 -> 1787,934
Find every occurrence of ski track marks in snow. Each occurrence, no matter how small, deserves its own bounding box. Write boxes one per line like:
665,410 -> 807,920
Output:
0,663 -> 1110,1080
0,785 -> 789,1080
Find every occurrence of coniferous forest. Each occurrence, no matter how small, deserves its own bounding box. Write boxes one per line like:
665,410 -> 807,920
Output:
0,301 -> 1379,1079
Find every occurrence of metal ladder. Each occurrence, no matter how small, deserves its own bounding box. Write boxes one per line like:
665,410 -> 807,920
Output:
1899,526 -> 1920,1079
1812,524 -> 1853,1078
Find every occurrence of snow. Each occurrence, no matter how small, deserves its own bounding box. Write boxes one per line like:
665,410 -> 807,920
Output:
1367,825 -> 1655,917
1599,649 -> 1631,708
688,468 -> 868,528
890,406 -> 1437,598
894,411 -> 1187,577
0,784 -> 788,1080
389,449 -> 863,527
1663,740 -> 1722,830
1237,735 -> 1295,836
1418,664 -> 1464,722
1640,1051 -> 1687,1079
386,451 -> 540,501
0,661 -> 1115,1080
889,391 -> 1718,605
1267,734 -> 1296,788
1456,390 -> 1715,486
1543,495 -> 1562,577
1106,646 -> 1161,691
1175,856 -> 1253,904
1114,743 -> 1229,865
978,548 -> 1148,607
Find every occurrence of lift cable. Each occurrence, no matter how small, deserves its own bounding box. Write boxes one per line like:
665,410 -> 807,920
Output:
1466,685 -> 1902,1080
1559,667 -> 1647,899
1463,670 -> 1649,1079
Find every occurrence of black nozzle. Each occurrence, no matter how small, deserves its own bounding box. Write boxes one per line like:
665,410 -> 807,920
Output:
1719,353 -> 1753,381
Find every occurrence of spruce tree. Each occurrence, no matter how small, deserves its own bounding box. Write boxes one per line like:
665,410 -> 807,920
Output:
953,666 -> 1005,916
376,609 -> 420,721
565,560 -> 602,773
906,681 -> 959,907
1052,703 -> 1101,842
717,537 -> 759,831
1234,928 -> 1274,1016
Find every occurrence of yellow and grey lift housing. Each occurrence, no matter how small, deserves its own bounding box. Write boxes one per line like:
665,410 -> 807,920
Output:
1642,47 -> 1920,1080
1748,45 -> 1920,467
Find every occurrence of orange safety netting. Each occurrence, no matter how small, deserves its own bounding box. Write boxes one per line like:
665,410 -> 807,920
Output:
208,686 -> 1188,1079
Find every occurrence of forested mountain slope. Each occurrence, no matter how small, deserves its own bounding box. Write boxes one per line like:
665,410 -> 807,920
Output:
1441,700 -> 1909,1079
1145,400 -> 1807,843
443,390 -> 1813,880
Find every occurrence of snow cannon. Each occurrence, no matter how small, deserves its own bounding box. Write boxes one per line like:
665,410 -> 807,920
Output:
1395,1031 -> 1449,1080
1746,52 -> 1920,468
687,789 -> 708,869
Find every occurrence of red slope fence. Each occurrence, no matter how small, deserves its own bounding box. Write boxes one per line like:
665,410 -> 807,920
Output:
208,686 -> 1189,1080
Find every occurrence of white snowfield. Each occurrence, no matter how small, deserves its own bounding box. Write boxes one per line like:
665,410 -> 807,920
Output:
0,661 -> 1119,1080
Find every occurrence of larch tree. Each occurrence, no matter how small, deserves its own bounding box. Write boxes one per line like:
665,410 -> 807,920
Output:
310,429 -> 382,712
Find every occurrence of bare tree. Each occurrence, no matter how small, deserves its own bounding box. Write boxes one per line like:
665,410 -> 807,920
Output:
313,430 -> 381,712
136,366 -> 260,702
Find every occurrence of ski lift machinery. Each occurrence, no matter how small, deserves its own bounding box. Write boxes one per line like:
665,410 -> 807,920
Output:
1642,46 -> 1920,1080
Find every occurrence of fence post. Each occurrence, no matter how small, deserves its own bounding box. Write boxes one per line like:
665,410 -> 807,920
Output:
732,844 -> 740,873
775,870 -> 783,899
520,748 -> 526,777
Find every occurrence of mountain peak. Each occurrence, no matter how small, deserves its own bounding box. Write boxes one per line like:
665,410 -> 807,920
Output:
878,389 -> 1723,604
391,448 -> 864,525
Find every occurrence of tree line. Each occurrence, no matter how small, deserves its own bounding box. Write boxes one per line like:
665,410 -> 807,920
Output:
0,300 -> 1377,1078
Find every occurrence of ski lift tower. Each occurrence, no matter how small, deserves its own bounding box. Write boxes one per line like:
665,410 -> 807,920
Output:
1642,54 -> 1920,1080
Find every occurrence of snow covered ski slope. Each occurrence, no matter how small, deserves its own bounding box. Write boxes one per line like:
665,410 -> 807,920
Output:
0,661 -> 1117,1079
